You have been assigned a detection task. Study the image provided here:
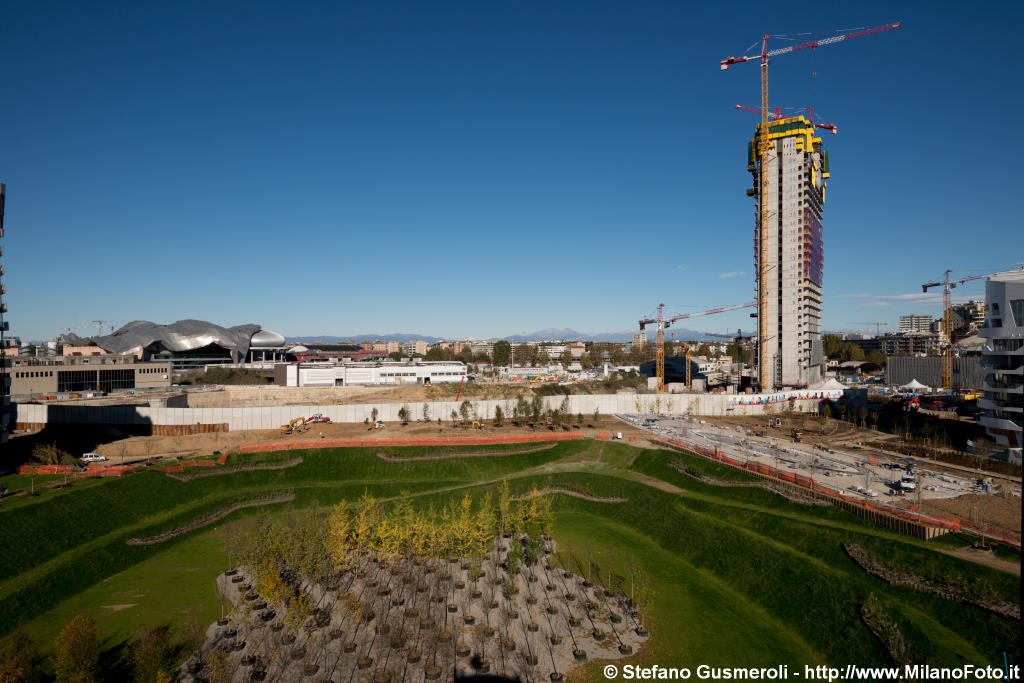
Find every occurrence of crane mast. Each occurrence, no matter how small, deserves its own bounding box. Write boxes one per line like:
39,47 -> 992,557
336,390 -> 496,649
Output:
640,301 -> 757,393
922,271 -> 993,391
722,22 -> 900,391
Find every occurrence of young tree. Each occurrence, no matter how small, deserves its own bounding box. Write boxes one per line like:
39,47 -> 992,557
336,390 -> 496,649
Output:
493,405 -> 504,427
459,400 -> 472,425
422,403 -> 431,422
492,340 -> 512,367
0,621 -> 39,683
53,614 -> 100,683
398,404 -> 410,424
129,625 -> 174,683
515,397 -> 529,424
370,407 -> 379,423
530,397 -> 543,424
206,648 -> 232,683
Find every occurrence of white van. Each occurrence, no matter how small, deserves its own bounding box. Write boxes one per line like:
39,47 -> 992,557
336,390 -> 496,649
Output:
80,453 -> 108,463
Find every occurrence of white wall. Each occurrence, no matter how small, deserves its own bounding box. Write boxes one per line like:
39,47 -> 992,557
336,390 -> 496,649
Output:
14,389 -> 840,430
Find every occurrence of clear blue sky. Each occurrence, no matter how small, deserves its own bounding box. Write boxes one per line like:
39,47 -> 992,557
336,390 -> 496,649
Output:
1,1 -> 1020,341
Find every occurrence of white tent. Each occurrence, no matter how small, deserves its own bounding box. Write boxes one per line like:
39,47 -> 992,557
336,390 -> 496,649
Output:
899,379 -> 930,392
811,378 -> 847,391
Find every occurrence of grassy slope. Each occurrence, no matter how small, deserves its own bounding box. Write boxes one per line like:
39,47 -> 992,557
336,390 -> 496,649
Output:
20,527 -> 226,656
3,440 -> 1019,670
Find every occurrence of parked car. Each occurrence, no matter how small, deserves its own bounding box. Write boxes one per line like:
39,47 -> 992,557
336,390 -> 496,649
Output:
80,453 -> 108,463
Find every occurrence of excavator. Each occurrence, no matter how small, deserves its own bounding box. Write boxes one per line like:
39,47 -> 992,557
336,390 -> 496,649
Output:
280,417 -> 304,434
304,413 -> 331,425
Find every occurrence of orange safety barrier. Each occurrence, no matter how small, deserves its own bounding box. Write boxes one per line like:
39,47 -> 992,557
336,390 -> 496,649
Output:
867,455 -> 880,465
596,432 -> 609,440
217,453 -> 228,465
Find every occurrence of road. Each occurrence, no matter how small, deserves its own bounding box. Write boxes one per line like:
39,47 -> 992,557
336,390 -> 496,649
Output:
618,414 -> 1016,509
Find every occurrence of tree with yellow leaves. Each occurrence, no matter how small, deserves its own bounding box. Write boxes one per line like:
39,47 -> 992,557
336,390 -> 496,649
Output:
0,621 -> 38,683
283,591 -> 314,636
328,500 -> 359,572
255,561 -> 292,612
454,493 -> 475,559
473,492 -> 496,575
52,614 -> 99,683
206,648 -> 232,683
497,480 -> 512,536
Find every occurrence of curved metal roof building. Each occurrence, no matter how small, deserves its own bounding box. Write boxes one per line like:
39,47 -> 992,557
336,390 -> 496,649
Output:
63,319 -> 281,363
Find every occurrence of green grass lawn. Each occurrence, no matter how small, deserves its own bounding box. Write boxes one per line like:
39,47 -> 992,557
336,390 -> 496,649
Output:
20,526 -> 227,657
551,510 -> 823,674
2,440 -> 1018,675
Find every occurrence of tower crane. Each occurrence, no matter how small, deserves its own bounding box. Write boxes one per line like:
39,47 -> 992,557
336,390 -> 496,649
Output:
639,301 -> 757,392
735,105 -> 837,135
91,320 -> 122,337
922,271 -> 994,391
722,22 -> 901,392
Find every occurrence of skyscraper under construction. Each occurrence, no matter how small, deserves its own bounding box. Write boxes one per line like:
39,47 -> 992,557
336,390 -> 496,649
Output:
749,117 -> 826,391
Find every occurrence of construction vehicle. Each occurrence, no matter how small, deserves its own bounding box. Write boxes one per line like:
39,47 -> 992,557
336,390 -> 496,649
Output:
304,414 -> 331,425
901,396 -> 920,412
791,428 -> 803,443
471,421 -> 485,430
769,417 -> 782,428
280,417 -> 304,433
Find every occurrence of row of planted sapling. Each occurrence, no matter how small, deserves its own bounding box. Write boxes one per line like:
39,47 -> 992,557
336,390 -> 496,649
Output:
180,482 -> 649,682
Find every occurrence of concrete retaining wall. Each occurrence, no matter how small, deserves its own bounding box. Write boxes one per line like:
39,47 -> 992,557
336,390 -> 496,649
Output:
14,390 -> 835,431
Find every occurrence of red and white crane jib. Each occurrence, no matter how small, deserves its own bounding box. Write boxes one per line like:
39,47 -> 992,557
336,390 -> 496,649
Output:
720,23 -> 902,70
639,301 -> 758,330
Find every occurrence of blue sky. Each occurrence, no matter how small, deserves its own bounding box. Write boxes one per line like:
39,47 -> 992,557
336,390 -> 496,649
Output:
1,1 -> 1020,341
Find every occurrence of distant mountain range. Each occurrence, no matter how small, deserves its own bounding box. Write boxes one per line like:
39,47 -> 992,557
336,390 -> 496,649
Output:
287,334 -> 444,344
287,328 -> 751,344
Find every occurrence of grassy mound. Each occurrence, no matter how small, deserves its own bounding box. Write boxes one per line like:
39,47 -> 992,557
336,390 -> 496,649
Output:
1,440 -> 1017,673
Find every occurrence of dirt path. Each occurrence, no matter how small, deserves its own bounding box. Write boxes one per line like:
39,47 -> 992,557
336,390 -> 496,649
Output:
373,443 -> 557,462
939,546 -> 1020,576
163,457 -> 304,481
514,487 -> 628,504
125,492 -> 295,546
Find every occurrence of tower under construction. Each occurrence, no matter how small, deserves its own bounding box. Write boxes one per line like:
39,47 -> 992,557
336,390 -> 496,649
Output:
749,116 -> 826,391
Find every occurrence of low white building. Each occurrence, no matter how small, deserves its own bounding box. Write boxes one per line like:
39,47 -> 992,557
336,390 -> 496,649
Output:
275,361 -> 468,387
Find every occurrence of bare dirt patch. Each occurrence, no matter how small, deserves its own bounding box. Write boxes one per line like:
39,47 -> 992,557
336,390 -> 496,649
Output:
101,604 -> 137,612
917,493 -> 1022,535
82,417 -> 635,464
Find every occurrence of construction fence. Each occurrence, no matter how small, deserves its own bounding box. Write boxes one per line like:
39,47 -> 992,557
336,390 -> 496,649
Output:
646,436 -> 1021,549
